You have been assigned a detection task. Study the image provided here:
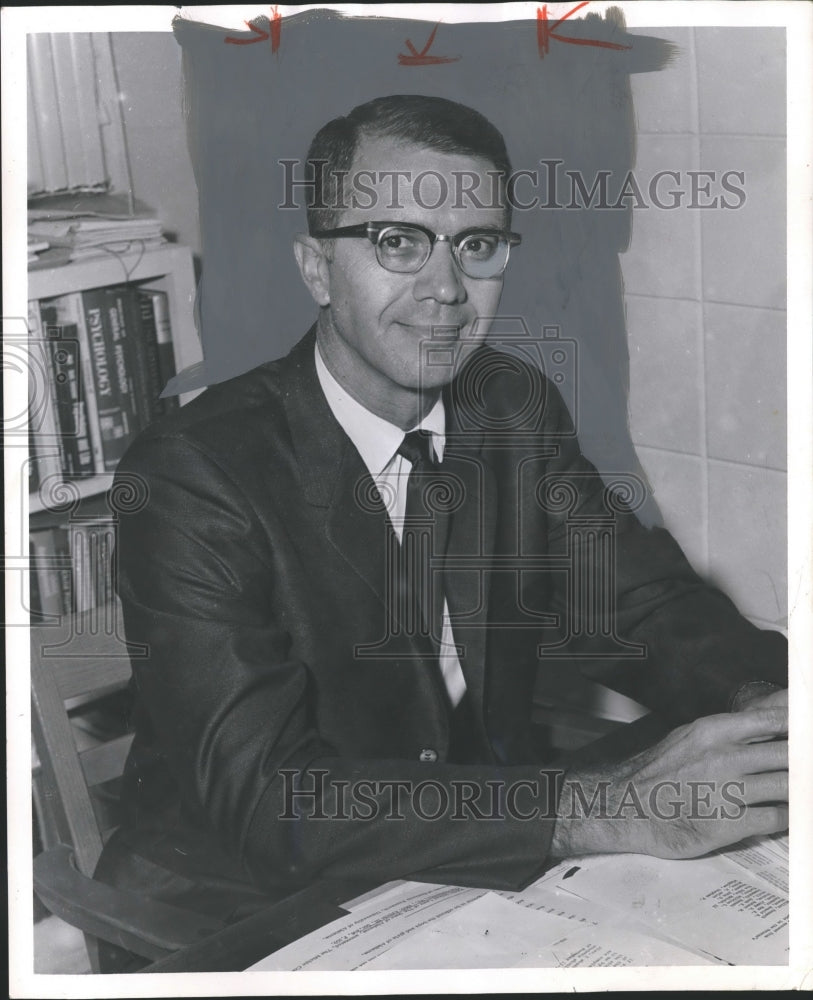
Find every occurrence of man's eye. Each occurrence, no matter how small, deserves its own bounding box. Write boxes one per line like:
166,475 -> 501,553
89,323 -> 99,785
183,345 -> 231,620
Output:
379,229 -> 422,255
460,234 -> 500,260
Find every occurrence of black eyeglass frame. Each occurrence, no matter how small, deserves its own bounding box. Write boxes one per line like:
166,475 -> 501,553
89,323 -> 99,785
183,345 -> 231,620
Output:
309,220 -> 522,277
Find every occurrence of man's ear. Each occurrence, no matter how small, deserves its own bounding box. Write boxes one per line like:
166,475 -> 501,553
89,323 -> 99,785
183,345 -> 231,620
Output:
293,235 -> 331,307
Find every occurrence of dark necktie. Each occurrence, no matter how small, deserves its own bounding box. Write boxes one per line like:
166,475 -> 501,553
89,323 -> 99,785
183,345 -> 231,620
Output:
396,430 -> 447,653
397,432 -> 478,762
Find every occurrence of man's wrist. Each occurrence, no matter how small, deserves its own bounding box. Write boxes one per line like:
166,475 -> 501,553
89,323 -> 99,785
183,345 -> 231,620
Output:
549,768 -> 628,860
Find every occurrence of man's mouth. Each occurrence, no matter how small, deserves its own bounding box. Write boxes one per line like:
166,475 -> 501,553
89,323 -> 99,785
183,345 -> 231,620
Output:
394,321 -> 463,338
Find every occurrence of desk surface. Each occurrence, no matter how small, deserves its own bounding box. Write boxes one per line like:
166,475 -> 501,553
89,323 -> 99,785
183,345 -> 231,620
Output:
145,715 -> 671,974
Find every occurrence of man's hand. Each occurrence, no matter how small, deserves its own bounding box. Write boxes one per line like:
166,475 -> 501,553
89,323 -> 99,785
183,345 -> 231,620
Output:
550,701 -> 788,861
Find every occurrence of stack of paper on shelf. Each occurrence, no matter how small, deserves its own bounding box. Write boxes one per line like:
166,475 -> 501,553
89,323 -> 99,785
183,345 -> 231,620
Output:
28,236 -> 50,264
28,193 -> 165,268
28,215 -> 164,267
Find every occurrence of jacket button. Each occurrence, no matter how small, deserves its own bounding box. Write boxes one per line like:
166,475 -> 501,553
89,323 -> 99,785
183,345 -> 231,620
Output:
419,748 -> 438,763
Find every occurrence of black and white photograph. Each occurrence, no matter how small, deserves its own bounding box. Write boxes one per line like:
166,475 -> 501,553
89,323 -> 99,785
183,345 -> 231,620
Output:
4,2 -> 811,994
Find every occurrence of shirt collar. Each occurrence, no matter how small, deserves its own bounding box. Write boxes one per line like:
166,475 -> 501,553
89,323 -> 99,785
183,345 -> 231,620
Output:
315,342 -> 446,476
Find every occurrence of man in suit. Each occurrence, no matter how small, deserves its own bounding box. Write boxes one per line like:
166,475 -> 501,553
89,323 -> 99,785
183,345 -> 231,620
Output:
96,95 -> 787,966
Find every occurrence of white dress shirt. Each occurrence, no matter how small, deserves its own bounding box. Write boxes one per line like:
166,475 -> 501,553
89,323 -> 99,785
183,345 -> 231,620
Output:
315,344 -> 467,707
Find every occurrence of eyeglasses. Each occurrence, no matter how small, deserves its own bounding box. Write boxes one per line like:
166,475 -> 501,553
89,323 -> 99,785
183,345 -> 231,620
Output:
309,221 -> 522,279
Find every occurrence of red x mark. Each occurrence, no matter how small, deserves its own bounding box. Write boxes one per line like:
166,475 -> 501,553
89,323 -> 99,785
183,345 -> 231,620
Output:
398,22 -> 460,66
225,5 -> 282,53
537,2 -> 631,57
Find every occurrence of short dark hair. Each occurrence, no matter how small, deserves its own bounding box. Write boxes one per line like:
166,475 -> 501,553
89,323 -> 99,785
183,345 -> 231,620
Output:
305,95 -> 513,234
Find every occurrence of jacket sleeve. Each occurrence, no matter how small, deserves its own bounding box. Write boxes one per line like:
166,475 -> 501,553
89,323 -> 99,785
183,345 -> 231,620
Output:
534,378 -> 787,725
114,430 -> 561,893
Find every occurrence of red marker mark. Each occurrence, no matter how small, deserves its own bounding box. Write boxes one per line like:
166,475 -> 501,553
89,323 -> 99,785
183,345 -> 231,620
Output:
398,22 -> 460,66
270,5 -> 282,53
225,6 -> 282,53
537,2 -> 632,58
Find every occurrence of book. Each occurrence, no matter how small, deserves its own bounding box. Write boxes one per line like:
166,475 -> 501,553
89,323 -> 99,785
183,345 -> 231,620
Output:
135,290 -> 166,418
62,330 -> 95,475
70,521 -> 117,615
40,308 -> 95,478
45,292 -> 105,474
29,526 -> 72,619
81,287 -> 137,470
45,320 -> 82,476
105,285 -> 154,431
27,299 -> 63,489
139,288 -> 179,412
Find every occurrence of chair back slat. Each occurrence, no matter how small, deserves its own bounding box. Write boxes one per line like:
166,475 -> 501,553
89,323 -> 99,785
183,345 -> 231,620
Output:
30,621 -> 138,877
56,657 -> 133,703
79,734 -> 135,788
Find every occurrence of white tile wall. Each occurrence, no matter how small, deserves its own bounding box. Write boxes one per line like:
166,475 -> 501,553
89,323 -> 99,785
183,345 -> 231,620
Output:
624,26 -> 786,626
695,27 -> 786,137
629,27 -> 696,135
700,136 -> 786,310
704,303 -> 787,469
620,137 -> 700,300
707,461 -> 787,627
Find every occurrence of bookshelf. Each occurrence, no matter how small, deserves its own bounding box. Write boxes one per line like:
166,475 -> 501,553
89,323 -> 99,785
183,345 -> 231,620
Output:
28,244 -> 201,515
27,243 -> 203,638
28,245 -> 203,858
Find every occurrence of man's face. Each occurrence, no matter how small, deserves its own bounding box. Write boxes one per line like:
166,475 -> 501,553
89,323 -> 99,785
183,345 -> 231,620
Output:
317,136 -> 509,407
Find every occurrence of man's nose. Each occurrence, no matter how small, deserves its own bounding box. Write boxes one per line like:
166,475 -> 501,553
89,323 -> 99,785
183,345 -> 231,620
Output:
413,240 -> 467,304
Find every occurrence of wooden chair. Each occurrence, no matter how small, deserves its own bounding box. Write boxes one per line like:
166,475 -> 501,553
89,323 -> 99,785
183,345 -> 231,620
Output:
30,615 -> 226,972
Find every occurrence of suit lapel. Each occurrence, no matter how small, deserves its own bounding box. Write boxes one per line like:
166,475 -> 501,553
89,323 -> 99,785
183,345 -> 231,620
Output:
324,439 -> 396,609
281,328 -> 393,606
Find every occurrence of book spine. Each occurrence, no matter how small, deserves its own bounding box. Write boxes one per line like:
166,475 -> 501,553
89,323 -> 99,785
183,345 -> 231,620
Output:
102,286 -> 144,443
41,310 -> 95,477
30,527 -> 69,617
70,523 -> 94,614
136,290 -> 165,417
70,520 -> 116,615
109,285 -> 154,430
95,525 -> 114,611
49,293 -> 105,473
46,334 -> 80,476
27,300 -> 63,487
29,541 -> 43,618
64,324 -> 96,475
55,526 -> 73,615
82,287 -> 134,470
145,289 -> 179,413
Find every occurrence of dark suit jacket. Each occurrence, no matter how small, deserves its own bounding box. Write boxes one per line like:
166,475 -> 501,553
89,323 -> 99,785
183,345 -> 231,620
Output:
98,327 -> 786,909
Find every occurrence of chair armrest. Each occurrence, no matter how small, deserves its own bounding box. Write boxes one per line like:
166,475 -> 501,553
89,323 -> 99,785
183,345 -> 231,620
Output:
144,877 -> 374,973
33,844 -> 226,961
